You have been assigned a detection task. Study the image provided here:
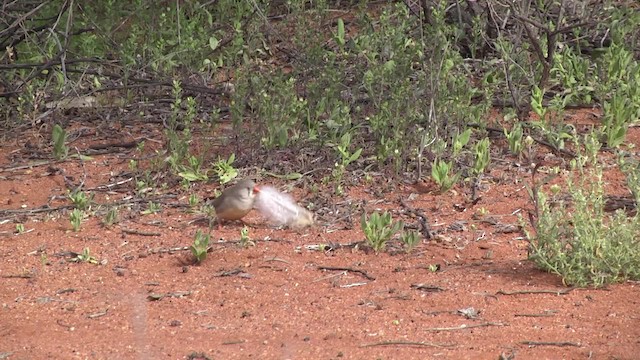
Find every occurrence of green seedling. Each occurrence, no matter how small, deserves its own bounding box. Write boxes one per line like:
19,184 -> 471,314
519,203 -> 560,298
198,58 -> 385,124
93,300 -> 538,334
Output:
504,123 -> 524,157
52,124 -> 68,160
214,153 -> 238,184
431,159 -> 459,193
400,230 -> 420,252
473,138 -> 490,175
190,230 -> 210,264
142,202 -> 161,215
71,248 -> 98,264
15,224 -> 25,234
333,132 -> 363,194
452,128 -> 472,156
601,93 -> 631,148
69,209 -> 84,232
531,85 -> 547,119
361,211 -> 404,253
188,193 -> 200,208
179,155 -> 209,183
103,207 -> 119,227
335,18 -> 346,47
239,226 -> 254,247
68,189 -> 92,210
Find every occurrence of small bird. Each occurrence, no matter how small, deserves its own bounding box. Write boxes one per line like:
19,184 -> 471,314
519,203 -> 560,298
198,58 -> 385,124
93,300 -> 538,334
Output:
211,179 -> 260,228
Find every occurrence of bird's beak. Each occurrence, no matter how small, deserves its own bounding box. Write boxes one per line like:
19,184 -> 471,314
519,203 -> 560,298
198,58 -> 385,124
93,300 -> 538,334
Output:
253,186 -> 260,194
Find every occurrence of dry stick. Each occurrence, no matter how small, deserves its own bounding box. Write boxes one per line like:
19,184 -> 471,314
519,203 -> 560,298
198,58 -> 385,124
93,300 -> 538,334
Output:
399,199 -> 432,239
263,257 -> 290,264
317,266 -> 376,281
1,273 -> 34,279
87,140 -> 142,151
360,340 -> 456,349
521,341 -> 580,347
496,288 -> 574,296
0,1 -> 52,39
121,228 -> 161,237
515,310 -> 558,317
425,322 -> 506,332
222,340 -> 246,345
87,310 -> 108,319
0,160 -> 52,172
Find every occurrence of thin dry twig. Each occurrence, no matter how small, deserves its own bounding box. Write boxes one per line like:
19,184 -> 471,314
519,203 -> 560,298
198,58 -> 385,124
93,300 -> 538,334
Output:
317,266 -> 376,281
360,340 -> 456,349
121,228 -> 161,237
425,322 -> 506,331
521,341 -> 581,347
496,288 -> 574,296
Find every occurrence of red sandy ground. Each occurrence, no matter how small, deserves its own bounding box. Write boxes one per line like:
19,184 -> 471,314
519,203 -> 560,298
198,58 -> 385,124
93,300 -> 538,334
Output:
1,109 -> 639,360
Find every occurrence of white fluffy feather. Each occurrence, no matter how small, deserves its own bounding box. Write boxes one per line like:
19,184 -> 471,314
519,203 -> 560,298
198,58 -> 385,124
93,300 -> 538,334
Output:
255,186 -> 313,228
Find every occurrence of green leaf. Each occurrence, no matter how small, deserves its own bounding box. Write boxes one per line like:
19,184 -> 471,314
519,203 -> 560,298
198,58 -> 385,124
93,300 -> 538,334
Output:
336,18 -> 345,46
349,148 -> 362,163
209,36 -> 220,51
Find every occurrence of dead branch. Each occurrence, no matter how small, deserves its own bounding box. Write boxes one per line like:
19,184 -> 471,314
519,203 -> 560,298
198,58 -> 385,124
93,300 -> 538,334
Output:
317,265 -> 376,281
425,322 -> 506,331
360,340 -> 456,348
496,288 -> 575,296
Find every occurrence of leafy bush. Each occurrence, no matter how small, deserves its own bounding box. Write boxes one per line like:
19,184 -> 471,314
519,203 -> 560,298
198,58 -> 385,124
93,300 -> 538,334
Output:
528,139 -> 640,287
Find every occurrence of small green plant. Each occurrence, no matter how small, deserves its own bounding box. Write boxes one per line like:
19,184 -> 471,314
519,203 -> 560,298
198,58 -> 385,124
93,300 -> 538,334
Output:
452,128 -> 472,157
142,202 -> 162,215
178,155 -> 209,183
332,132 -> 363,194
165,80 -> 195,173
69,209 -> 84,232
400,230 -> 420,252
600,93 -> 632,148
214,153 -> 238,185
71,248 -> 98,264
68,190 -> 92,210
103,207 -> 119,227
361,211 -> 404,253
52,124 -> 69,160
504,123 -> 524,157
15,223 -> 25,234
334,18 -> 346,49
190,230 -> 210,264
431,159 -> 459,193
472,138 -> 491,175
531,85 -> 547,120
188,193 -> 200,208
239,226 -> 254,247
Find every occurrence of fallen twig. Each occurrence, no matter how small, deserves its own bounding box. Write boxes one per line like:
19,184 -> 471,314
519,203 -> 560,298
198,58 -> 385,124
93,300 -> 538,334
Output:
317,266 -> 375,281
521,341 -> 581,347
497,288 -> 574,296
425,322 -> 506,331
515,310 -> 558,317
1,272 -> 34,279
411,283 -> 445,292
87,309 -> 108,319
122,228 -> 161,237
147,291 -> 192,301
360,340 -> 456,348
